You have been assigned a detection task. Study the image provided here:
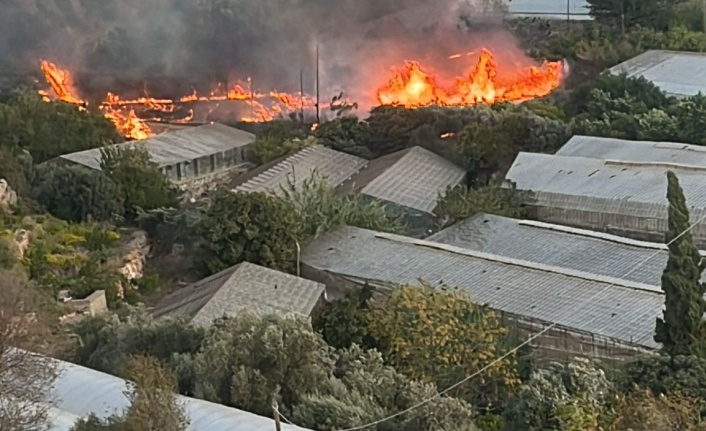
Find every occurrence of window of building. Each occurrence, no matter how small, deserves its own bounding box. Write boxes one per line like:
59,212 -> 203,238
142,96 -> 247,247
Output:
176,163 -> 182,181
193,159 -> 199,177
209,154 -> 216,173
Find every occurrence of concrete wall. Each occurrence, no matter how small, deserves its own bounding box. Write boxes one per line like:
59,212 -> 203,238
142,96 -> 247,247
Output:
67,290 -> 108,317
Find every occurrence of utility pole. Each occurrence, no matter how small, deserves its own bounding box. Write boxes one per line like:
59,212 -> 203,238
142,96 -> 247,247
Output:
273,402 -> 282,431
316,44 -> 320,124
299,68 -> 305,126
703,0 -> 706,33
566,0 -> 570,31
248,77 -> 253,119
621,0 -> 626,39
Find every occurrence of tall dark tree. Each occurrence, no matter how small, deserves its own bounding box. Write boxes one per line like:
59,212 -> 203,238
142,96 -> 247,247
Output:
654,171 -> 706,356
586,0 -> 686,30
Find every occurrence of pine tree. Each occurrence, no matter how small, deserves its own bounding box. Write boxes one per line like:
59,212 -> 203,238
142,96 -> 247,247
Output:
654,171 -> 706,357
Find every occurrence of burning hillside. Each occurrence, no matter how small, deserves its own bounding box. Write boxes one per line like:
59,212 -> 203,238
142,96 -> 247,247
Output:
39,47 -> 563,140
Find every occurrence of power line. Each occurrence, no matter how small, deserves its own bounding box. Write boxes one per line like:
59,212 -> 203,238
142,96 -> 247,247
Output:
276,193 -> 706,431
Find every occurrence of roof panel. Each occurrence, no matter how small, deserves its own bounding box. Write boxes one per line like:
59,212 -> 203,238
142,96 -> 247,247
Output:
557,135 -> 706,166
302,226 -> 664,348
428,213 -> 706,287
504,0 -> 592,19
59,123 -> 255,169
235,145 -> 367,195
358,147 -> 466,213
152,262 -> 325,326
608,50 -> 706,97
506,152 -> 706,211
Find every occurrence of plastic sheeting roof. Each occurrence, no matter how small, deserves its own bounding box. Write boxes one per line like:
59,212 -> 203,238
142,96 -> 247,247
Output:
608,50 -> 706,98
557,135 -> 706,167
302,226 -> 663,349
43,355 -> 311,431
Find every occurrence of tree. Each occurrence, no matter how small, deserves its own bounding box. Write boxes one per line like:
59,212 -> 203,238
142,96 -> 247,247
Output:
503,358 -> 612,431
314,116 -> 373,159
71,313 -> 206,394
197,190 -> 301,274
0,92 -> 122,164
33,164 -> 124,223
586,0 -> 685,30
278,174 -> 401,238
606,388 -> 706,431
70,355 -> 189,431
0,271 -> 59,431
654,171 -> 706,356
434,184 -> 527,228
251,121 -> 308,163
100,145 -> 179,217
365,283 -> 520,411
618,354 -> 706,402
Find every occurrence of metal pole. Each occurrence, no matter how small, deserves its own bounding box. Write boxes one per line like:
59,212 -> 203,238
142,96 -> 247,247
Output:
248,77 -> 253,118
316,44 -> 320,124
295,241 -> 301,277
566,0 -> 570,31
299,68 -> 305,125
273,402 -> 282,431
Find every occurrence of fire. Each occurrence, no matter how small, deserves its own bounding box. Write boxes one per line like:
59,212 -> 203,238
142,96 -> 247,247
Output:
377,49 -> 562,108
40,61 -> 154,140
40,61 -> 85,107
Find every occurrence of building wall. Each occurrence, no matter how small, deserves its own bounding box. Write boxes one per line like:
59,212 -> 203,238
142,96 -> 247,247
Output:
301,265 -> 653,363
531,205 -> 706,248
159,142 -> 255,185
359,195 -> 436,239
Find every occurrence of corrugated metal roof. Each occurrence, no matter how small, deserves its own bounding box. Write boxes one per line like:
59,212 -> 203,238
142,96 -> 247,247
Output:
356,147 -> 466,214
504,0 -> 592,20
152,262 -> 325,326
557,135 -> 706,166
302,226 -> 663,348
59,123 -> 255,170
506,152 -> 706,213
42,352 -> 311,431
234,145 -> 367,196
428,213 -> 706,288
608,50 -> 706,97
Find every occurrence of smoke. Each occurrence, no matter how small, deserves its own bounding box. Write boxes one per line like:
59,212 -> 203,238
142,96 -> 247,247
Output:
0,0 -> 528,108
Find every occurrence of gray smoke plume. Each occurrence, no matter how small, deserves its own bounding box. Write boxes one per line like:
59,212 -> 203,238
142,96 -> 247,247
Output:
0,0 -> 515,105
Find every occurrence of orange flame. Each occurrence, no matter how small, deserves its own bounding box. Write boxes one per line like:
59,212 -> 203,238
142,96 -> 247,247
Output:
40,61 -> 154,140
377,49 -> 562,108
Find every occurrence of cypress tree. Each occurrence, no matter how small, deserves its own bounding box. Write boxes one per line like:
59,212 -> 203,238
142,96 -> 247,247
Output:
654,171 -> 706,356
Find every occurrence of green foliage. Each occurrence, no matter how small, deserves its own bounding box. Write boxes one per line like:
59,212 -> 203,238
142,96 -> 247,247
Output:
21,219 -> 123,306
134,206 -> 203,254
365,284 -> 520,411
70,355 -> 189,431
0,147 -> 33,196
618,354 -> 706,402
197,190 -> 301,274
72,313 -> 206,394
278,173 -> 402,238
33,164 -> 124,223
100,145 -> 179,217
503,358 -> 612,431
0,91 -> 121,164
317,284 -> 519,412
72,310 -> 478,431
314,116 -> 373,159
251,121 -> 308,163
435,184 -> 527,226
655,172 -> 706,356
0,235 -> 17,270
586,0 -> 686,30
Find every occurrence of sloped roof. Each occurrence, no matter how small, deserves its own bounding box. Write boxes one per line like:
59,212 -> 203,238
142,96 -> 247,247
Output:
557,135 -> 706,167
608,50 -> 706,97
234,145 -> 367,196
152,262 -> 325,326
505,152 -> 706,213
302,225 -> 661,349
428,213 -> 706,288
343,147 -> 466,214
39,351 -> 311,431
59,123 -> 255,170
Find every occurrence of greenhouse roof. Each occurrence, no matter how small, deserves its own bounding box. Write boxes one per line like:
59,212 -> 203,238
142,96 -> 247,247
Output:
303,226 -> 663,349
557,135 -> 706,167
608,50 -> 706,98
